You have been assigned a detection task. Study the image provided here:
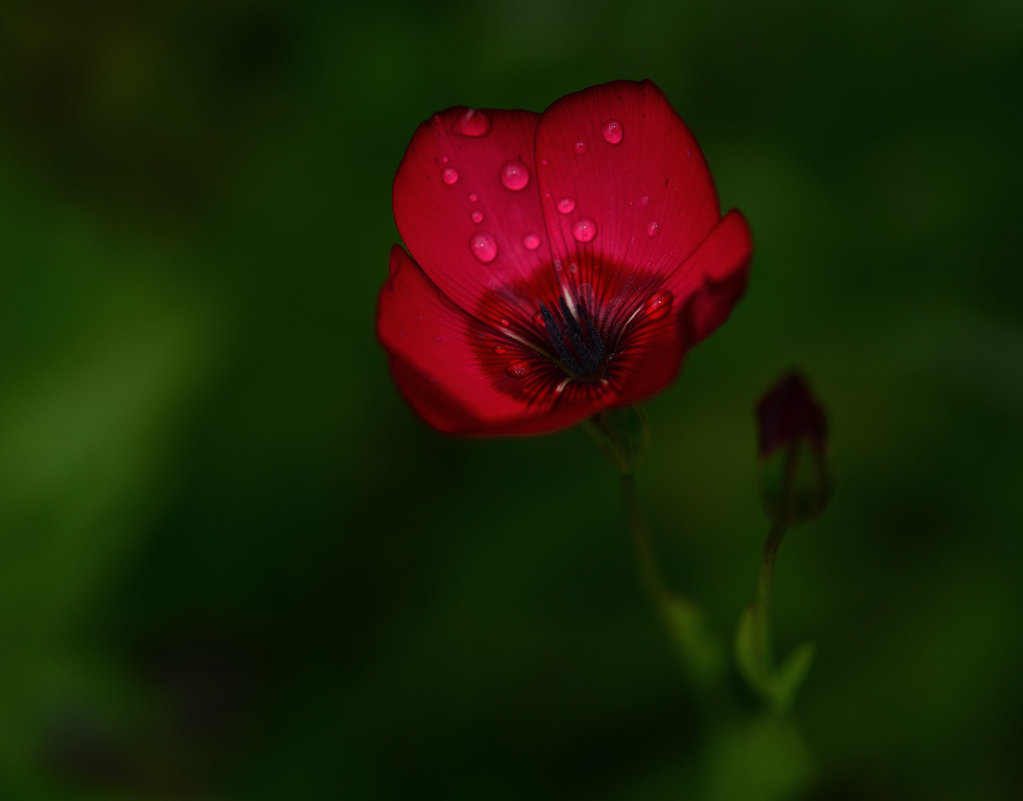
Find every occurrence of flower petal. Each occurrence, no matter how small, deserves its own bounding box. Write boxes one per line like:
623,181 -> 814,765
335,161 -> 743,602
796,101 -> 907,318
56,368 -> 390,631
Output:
393,107 -> 553,327
614,210 -> 753,405
534,80 -> 720,281
378,247 -> 612,436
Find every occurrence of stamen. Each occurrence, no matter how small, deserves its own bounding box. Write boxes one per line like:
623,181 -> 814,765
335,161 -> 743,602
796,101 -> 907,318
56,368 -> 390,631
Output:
538,301 -> 583,375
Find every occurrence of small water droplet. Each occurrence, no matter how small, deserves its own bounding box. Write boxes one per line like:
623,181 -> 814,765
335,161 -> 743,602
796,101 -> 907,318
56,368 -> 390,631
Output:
639,195 -> 650,207
469,193 -> 478,202
541,158 -> 549,166
442,167 -> 458,185
471,211 -> 483,223
493,345 -> 507,354
602,119 -> 624,144
574,141 -> 587,154
647,221 -> 660,237
452,108 -> 491,137
568,262 -> 578,273
441,156 -> 448,163
533,310 -> 545,327
505,360 -> 531,379
556,197 -> 575,214
643,289 -> 673,320
499,317 -> 511,327
523,233 -> 540,250
499,160 -> 530,191
469,232 -> 498,263
572,217 -> 597,243
553,259 -> 563,272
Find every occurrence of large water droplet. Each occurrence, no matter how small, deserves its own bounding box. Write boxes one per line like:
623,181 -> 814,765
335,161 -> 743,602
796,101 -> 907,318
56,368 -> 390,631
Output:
644,289 -> 673,320
574,141 -> 587,154
572,217 -> 597,243
469,232 -> 498,263
452,108 -> 491,137
505,360 -> 531,378
499,160 -> 530,191
602,119 -> 624,144
442,167 -> 459,185
647,221 -> 660,237
523,233 -> 540,250
471,211 -> 483,223
556,197 -> 575,214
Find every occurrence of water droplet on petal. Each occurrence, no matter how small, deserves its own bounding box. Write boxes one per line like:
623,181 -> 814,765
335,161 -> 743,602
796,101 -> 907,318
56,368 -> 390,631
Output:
499,160 -> 530,191
505,360 -> 531,378
574,141 -> 587,154
441,156 -> 449,163
568,262 -> 578,273
541,158 -> 549,166
533,310 -> 545,327
602,119 -> 624,144
452,108 -> 491,137
647,221 -> 660,237
572,217 -> 597,243
556,197 -> 575,214
493,345 -> 506,354
639,195 -> 650,206
471,211 -> 483,223
523,233 -> 540,250
499,317 -> 511,327
553,259 -> 563,272
644,289 -> 673,320
442,167 -> 459,185
469,232 -> 498,263
469,193 -> 478,202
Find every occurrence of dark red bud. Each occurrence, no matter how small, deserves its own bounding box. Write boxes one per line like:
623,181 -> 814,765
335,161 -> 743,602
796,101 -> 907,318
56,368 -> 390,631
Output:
756,372 -> 827,458
755,371 -> 831,525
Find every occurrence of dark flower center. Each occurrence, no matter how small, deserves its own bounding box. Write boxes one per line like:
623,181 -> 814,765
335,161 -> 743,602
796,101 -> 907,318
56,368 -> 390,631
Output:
537,297 -> 608,380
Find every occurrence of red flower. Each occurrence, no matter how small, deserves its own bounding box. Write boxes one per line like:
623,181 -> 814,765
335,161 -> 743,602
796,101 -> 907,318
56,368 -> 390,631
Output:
378,80 -> 752,436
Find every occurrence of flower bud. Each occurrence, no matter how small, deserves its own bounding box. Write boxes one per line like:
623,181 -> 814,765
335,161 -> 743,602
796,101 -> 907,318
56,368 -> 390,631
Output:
755,372 -> 831,525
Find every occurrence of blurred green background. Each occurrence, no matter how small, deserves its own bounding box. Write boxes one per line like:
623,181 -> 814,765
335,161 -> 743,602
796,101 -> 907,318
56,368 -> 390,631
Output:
2,1 -> 1022,798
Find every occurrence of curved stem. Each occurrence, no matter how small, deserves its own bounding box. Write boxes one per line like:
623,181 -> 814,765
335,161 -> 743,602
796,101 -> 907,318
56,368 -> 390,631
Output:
757,522 -> 787,667
620,471 -> 726,697
620,471 -> 665,606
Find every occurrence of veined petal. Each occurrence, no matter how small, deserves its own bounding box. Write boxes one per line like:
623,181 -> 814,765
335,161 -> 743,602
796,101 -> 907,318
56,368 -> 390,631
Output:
393,107 -> 554,328
534,80 -> 720,289
613,210 -> 752,405
377,247 -> 612,436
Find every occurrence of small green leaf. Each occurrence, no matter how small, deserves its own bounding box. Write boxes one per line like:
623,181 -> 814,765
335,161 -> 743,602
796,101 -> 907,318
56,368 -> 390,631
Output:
735,603 -> 773,695
773,642 -> 815,714
663,595 -> 724,689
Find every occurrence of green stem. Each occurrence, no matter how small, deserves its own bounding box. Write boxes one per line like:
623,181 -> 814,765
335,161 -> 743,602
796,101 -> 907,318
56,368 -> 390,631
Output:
620,471 -> 666,606
757,521 -> 787,668
620,471 -> 726,698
